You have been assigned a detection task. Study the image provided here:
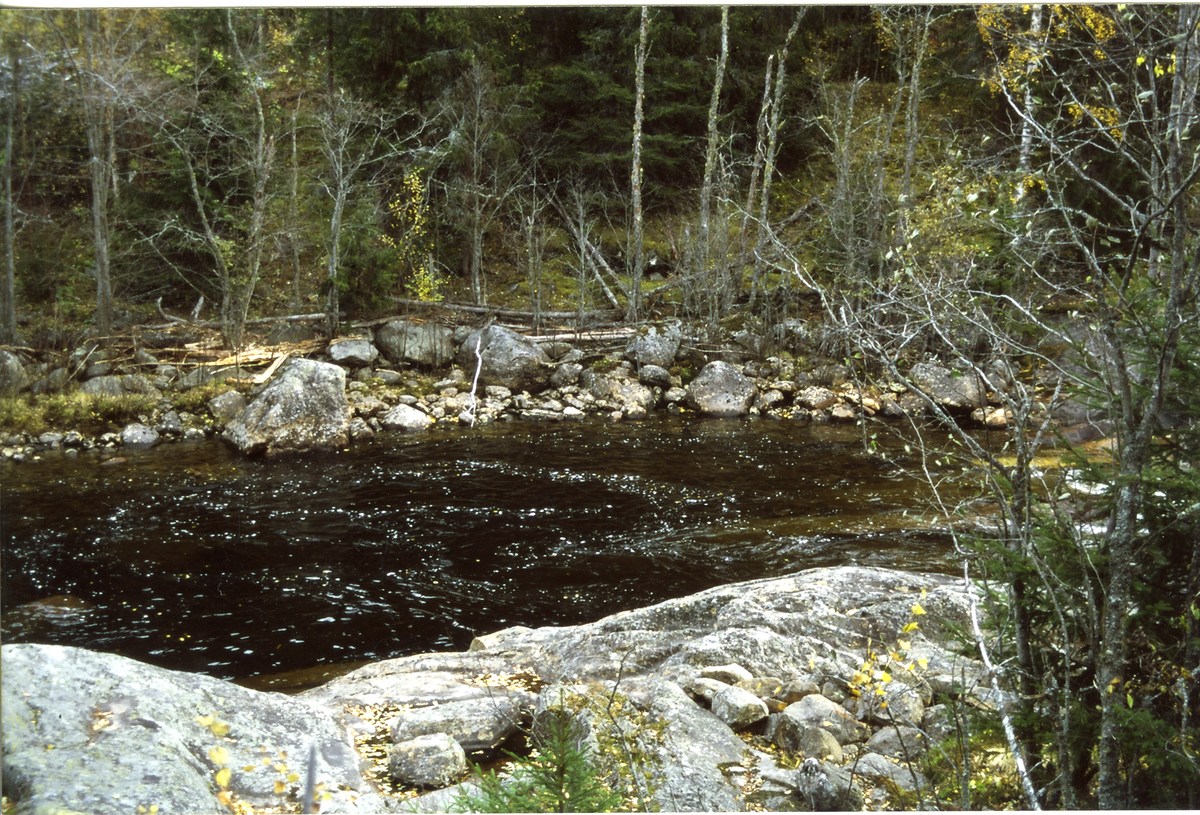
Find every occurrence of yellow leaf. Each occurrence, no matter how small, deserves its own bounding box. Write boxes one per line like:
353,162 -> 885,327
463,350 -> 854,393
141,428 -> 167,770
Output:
917,658 -> 929,670
286,772 -> 299,783
196,715 -> 214,728
274,780 -> 286,795
902,622 -> 919,633
209,721 -> 230,737
897,640 -> 911,651
208,747 -> 230,766
216,790 -> 232,806
274,763 -> 288,774
911,603 -> 926,616
215,767 -> 232,788
242,766 -> 257,773
880,671 -> 892,684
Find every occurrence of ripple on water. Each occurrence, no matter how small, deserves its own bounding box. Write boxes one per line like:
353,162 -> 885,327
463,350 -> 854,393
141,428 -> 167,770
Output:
1,417 -> 968,681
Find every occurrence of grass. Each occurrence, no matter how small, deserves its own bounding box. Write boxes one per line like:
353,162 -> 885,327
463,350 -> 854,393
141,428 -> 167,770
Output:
0,391 -> 159,437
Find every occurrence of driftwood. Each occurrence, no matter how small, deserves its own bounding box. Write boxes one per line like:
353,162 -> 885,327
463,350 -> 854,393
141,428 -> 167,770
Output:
146,302 -> 343,332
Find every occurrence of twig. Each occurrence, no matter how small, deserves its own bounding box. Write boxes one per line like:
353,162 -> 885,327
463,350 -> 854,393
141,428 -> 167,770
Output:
466,335 -> 483,428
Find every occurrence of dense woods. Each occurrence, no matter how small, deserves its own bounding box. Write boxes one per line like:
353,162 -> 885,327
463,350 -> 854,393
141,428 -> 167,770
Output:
3,5 -> 1200,809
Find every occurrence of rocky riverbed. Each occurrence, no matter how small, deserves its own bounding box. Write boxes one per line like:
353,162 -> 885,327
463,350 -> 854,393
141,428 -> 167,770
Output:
0,317 -> 1049,463
1,565 -> 1007,813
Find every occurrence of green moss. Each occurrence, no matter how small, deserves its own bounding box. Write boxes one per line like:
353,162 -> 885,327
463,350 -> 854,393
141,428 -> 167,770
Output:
0,391 -> 159,436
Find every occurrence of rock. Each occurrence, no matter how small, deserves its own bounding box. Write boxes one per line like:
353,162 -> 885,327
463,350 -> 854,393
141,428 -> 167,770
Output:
625,322 -> 682,368
776,694 -> 870,746
456,325 -> 551,393
0,349 -> 29,395
221,358 -> 351,457
549,361 -> 583,389
908,361 -> 986,410
852,751 -> 927,792
710,684 -> 769,730
797,724 -> 843,762
155,411 -> 183,436
177,365 -> 238,392
701,663 -> 754,685
637,363 -> 673,389
685,361 -> 758,417
866,725 -> 928,759
84,361 -> 113,379
380,403 -> 433,432
580,368 -> 656,416
120,423 -> 160,450
30,367 -> 70,395
208,390 -> 248,425
1,643 -> 381,814
388,734 -> 469,788
376,320 -> 455,368
80,374 -> 163,400
328,337 -> 379,367
389,695 -> 532,754
795,385 -> 838,410
795,758 -> 864,811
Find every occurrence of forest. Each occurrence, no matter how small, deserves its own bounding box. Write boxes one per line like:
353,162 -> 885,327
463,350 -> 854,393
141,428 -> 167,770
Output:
3,5 -> 1200,810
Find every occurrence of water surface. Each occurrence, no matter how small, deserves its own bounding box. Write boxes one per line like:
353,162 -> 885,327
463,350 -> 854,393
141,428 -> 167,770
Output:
1,417 -> 967,683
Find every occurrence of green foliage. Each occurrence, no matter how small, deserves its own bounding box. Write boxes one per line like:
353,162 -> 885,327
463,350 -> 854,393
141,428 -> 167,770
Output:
0,392 -> 158,436
453,714 -> 627,813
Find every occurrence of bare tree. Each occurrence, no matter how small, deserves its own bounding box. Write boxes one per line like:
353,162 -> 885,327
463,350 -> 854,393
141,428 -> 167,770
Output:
627,5 -> 649,323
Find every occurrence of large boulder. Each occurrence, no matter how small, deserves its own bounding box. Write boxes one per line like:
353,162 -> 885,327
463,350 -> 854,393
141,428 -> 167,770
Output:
389,695 -> 532,753
907,362 -> 986,411
328,337 -> 379,368
222,358 -> 350,457
685,360 -> 758,417
625,322 -> 682,368
377,320 -> 455,368
455,325 -> 551,393
0,349 -> 29,396
0,643 -> 385,814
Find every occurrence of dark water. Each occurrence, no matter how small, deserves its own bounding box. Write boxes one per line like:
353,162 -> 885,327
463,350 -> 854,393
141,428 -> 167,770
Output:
1,417 -> 967,684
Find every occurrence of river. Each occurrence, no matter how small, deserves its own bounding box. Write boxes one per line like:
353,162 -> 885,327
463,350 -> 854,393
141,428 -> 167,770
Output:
1,417 -> 972,687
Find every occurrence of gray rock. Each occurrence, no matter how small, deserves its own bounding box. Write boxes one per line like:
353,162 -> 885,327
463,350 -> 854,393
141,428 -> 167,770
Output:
581,368 -> 656,416
776,694 -> 870,746
120,424 -> 160,450
329,338 -> 379,367
208,390 -> 248,425
711,684 -> 769,730
1,643 -> 378,815
795,758 -> 864,811
380,403 -> 433,432
156,411 -> 183,436
0,350 -> 29,395
222,358 -> 351,457
866,725 -> 928,759
84,361 -> 113,379
80,374 -> 163,400
456,325 -> 551,393
852,751 -> 927,792
625,322 -> 682,368
549,361 -> 583,389
377,320 -> 455,368
388,734 -> 469,788
389,695 -> 531,753
908,361 -> 986,410
637,363 -> 673,389
701,663 -> 754,685
30,367 -> 70,395
686,361 -> 758,417
177,365 -> 238,392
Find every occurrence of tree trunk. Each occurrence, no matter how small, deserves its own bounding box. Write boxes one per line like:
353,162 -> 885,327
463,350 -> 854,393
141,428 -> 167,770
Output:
698,6 -> 728,301
627,6 -> 648,323
1,27 -> 17,345
80,11 -> 113,338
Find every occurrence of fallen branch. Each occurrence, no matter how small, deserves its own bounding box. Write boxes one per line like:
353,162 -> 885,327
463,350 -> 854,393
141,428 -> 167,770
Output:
965,562 -> 1042,811
387,298 -> 621,323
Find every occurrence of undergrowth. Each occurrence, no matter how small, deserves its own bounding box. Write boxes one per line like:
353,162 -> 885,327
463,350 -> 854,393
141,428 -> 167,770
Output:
0,392 -> 158,436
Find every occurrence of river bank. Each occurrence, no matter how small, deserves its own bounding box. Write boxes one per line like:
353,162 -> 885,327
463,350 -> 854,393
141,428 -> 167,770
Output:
0,316 -> 1049,465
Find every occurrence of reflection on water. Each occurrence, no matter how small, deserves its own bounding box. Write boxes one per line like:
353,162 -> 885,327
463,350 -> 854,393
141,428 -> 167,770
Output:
1,417 -> 968,682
